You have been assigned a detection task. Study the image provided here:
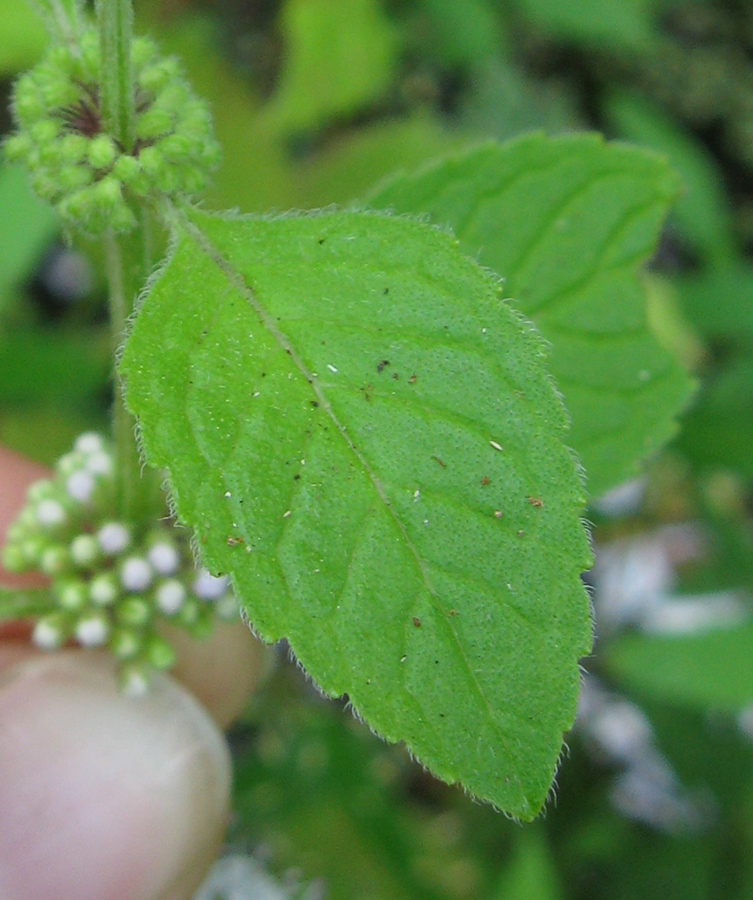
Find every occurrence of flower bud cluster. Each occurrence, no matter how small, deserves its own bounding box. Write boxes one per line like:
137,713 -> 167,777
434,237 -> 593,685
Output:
1,433 -> 238,696
4,30 -> 221,236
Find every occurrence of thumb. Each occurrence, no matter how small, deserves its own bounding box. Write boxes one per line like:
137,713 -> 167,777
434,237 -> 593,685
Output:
0,650 -> 230,900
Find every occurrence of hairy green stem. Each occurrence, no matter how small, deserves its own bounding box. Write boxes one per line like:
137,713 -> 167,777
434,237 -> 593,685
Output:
96,0 -> 135,151
105,209 -> 152,522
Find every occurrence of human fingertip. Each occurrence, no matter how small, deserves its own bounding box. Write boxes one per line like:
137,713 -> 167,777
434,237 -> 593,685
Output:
0,651 -> 230,900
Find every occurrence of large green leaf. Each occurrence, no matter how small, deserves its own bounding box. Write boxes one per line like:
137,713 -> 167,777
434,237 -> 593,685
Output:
511,0 -> 660,53
262,0 -> 399,134
605,91 -> 736,266
0,0 -> 47,74
367,134 -> 693,497
605,624 -> 753,713
121,207 -> 592,817
0,165 -> 58,309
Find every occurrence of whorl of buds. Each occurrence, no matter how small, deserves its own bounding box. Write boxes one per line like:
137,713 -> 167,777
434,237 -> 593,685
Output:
2,433 -> 238,695
4,30 -> 221,236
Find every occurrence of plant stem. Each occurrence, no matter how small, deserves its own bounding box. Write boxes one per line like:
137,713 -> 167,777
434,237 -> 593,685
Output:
105,208 -> 152,522
96,0 -> 144,520
96,0 -> 135,152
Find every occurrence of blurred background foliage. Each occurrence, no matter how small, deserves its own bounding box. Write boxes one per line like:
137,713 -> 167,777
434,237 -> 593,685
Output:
2,0 -> 753,897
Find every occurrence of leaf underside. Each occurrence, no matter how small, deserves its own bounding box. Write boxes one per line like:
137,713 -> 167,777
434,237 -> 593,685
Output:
121,207 -> 592,817
367,133 -> 694,497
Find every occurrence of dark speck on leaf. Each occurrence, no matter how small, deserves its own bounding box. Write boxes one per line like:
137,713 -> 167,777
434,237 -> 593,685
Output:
481,476 -> 490,486
528,497 -> 543,508
412,617 -> 421,627
383,287 -> 389,294
432,456 -> 446,468
392,373 -> 399,380
408,374 -> 417,384
294,474 -> 300,480
449,609 -> 457,616
377,359 -> 390,373
311,400 -> 319,407
318,237 -> 326,245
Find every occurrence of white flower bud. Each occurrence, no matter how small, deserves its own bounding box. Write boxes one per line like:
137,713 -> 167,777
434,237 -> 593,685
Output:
97,522 -> 131,555
75,614 -> 109,647
33,617 -> 65,650
121,556 -> 153,592
121,665 -> 150,698
193,569 -> 228,601
215,592 -> 239,620
148,542 -> 180,575
85,451 -> 113,477
66,470 -> 95,503
36,499 -> 66,527
75,432 -> 103,454
155,579 -> 186,615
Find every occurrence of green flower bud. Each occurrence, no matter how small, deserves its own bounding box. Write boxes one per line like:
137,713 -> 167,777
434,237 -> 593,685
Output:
131,37 -> 158,69
117,597 -> 152,627
145,634 -> 176,670
87,134 -> 118,170
58,163 -> 93,192
90,572 -> 120,606
153,83 -> 188,116
13,81 -> 45,120
155,165 -> 179,194
58,186 -> 95,222
30,173 -> 59,202
40,545 -> 72,576
3,133 -> 34,162
40,77 -> 78,109
28,479 -> 56,503
5,522 -> 27,543
135,106 -> 174,141
56,577 -> 88,612
56,450 -> 86,477
110,627 -> 142,659
137,57 -> 180,93
59,133 -> 90,164
137,145 -> 163,176
21,535 -> 48,566
112,154 -> 141,185
1,543 -> 27,573
94,175 -> 122,207
30,118 -> 61,144
70,533 -> 101,568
